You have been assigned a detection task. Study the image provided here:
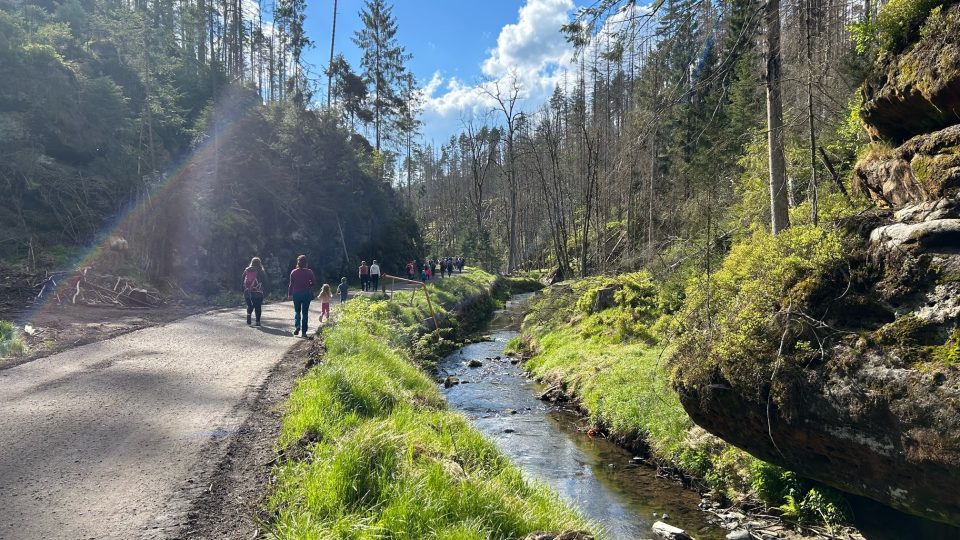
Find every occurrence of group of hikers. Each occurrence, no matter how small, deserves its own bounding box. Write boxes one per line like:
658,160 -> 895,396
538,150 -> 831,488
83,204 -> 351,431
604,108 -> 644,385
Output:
356,260 -> 381,292
241,253 -> 462,337
240,255 -> 348,337
405,256 -> 465,281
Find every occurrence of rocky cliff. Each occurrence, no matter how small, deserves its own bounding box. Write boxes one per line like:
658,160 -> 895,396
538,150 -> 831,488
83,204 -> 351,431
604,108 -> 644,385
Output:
673,4 -> 960,528
860,3 -> 960,144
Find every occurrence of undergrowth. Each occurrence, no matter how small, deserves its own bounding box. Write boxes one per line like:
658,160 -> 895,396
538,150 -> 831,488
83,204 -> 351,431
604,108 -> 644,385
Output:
0,320 -> 26,357
268,269 -> 590,539
673,225 -> 847,400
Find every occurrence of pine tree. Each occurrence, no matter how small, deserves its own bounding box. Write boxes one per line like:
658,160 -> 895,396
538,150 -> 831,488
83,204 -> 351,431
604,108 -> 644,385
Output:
353,0 -> 410,153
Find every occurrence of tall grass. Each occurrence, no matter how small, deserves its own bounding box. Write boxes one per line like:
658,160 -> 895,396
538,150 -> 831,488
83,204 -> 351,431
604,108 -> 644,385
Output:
525,327 -> 689,456
268,271 -> 590,539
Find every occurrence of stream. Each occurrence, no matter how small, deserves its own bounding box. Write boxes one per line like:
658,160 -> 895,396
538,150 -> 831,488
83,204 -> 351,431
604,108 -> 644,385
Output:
439,293 -> 725,540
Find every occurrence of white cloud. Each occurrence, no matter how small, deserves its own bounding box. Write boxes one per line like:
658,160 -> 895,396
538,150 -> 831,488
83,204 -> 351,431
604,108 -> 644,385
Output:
481,0 -> 574,78
420,0 -> 577,143
418,0 -> 657,144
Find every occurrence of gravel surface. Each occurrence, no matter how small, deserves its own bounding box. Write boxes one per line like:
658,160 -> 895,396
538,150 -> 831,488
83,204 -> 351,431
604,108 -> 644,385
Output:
0,302 -> 304,540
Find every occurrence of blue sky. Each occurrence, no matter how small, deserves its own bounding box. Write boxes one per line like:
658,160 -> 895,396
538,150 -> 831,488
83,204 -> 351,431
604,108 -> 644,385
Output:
299,0 -> 580,145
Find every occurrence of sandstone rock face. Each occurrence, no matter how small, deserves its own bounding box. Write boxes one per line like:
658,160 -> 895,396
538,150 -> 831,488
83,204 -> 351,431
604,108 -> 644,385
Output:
869,219 -> 960,251
676,202 -> 960,526
854,125 -> 960,206
679,349 -> 960,526
861,4 -> 960,144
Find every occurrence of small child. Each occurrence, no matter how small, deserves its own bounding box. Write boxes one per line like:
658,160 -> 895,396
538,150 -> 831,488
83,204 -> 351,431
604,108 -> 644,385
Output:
318,283 -> 333,322
337,277 -> 348,303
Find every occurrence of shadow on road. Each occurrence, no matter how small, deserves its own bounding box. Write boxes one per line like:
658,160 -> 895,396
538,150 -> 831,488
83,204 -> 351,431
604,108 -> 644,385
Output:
254,325 -> 293,337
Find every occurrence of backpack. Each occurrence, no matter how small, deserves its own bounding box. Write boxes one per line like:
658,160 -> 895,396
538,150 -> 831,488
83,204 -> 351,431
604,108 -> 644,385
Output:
244,269 -> 262,293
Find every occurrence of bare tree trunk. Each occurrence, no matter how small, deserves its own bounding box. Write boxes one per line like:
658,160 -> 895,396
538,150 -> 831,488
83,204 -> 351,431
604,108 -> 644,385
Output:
327,0 -> 337,107
765,0 -> 790,234
805,0 -> 819,225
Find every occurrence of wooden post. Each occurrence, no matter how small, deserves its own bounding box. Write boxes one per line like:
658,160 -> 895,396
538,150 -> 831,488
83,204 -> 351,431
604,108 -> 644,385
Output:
381,273 -> 439,331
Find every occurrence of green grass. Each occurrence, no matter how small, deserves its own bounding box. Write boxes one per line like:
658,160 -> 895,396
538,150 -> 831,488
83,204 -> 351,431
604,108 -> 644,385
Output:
268,271 -> 590,539
0,321 -> 26,358
525,327 -> 689,455
519,274 -> 689,456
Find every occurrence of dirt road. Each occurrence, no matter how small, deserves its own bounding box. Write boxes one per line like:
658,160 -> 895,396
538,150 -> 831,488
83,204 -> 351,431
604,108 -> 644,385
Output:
0,302 -> 303,540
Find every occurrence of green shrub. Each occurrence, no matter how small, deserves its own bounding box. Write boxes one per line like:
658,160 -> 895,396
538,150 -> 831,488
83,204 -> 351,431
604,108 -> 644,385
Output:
779,486 -> 850,526
0,321 -> 26,357
674,226 -> 846,398
851,0 -> 948,55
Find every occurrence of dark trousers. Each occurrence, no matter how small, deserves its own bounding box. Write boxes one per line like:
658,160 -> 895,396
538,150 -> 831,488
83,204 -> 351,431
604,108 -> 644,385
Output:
292,291 -> 312,334
360,274 -> 369,291
245,292 -> 263,322
371,274 -> 380,291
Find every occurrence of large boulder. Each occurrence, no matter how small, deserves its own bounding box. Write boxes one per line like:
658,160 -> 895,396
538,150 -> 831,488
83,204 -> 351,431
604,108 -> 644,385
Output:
854,125 -> 960,206
861,3 -> 960,144
673,204 -> 960,527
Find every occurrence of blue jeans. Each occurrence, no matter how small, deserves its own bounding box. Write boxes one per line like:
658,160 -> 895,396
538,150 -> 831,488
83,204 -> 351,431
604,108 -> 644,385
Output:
292,291 -> 312,334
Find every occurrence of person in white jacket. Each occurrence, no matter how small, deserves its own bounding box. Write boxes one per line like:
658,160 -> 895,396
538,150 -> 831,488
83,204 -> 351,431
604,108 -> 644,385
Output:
369,260 -> 381,291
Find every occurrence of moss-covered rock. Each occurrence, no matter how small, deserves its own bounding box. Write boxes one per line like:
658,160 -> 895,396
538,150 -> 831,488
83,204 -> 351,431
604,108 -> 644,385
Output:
671,214 -> 960,527
860,3 -> 960,143
854,125 -> 960,206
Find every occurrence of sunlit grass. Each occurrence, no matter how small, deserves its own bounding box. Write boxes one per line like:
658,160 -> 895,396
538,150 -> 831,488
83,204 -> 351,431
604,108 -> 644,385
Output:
518,272 -> 853,521
524,327 -> 690,456
269,271 -> 591,539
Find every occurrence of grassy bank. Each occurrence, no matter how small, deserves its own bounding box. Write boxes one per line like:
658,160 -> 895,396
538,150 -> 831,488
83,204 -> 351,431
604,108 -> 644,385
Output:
514,260 -> 850,526
268,269 -> 590,539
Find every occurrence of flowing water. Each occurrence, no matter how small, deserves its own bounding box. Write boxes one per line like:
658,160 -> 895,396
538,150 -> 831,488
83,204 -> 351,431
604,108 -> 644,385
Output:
439,294 -> 725,540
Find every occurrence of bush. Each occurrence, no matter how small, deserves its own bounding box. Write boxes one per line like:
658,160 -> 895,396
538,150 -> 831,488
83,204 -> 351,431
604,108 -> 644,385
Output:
0,321 -> 26,357
852,0 -> 949,55
673,226 -> 846,399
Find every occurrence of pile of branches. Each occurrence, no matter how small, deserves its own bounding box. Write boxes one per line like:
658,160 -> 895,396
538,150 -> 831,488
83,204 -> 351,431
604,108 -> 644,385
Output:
35,268 -> 164,308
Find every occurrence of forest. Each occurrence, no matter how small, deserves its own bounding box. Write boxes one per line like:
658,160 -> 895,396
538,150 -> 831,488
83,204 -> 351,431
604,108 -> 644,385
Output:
0,0 -> 422,293
411,0 -> 876,277
1,0 -> 890,286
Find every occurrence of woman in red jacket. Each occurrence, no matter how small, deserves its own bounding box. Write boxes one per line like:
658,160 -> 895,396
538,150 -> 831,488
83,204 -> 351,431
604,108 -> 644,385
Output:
287,255 -> 316,337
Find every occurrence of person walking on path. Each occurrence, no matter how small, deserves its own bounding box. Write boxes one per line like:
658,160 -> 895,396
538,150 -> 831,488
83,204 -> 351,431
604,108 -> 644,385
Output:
288,255 -> 316,337
337,277 -> 349,303
369,260 -> 381,292
359,260 -> 370,292
406,260 -> 415,280
317,284 -> 333,323
242,257 -> 268,326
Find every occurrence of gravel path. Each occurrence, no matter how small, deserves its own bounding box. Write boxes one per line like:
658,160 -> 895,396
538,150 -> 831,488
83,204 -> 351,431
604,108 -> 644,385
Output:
0,302 -> 304,540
